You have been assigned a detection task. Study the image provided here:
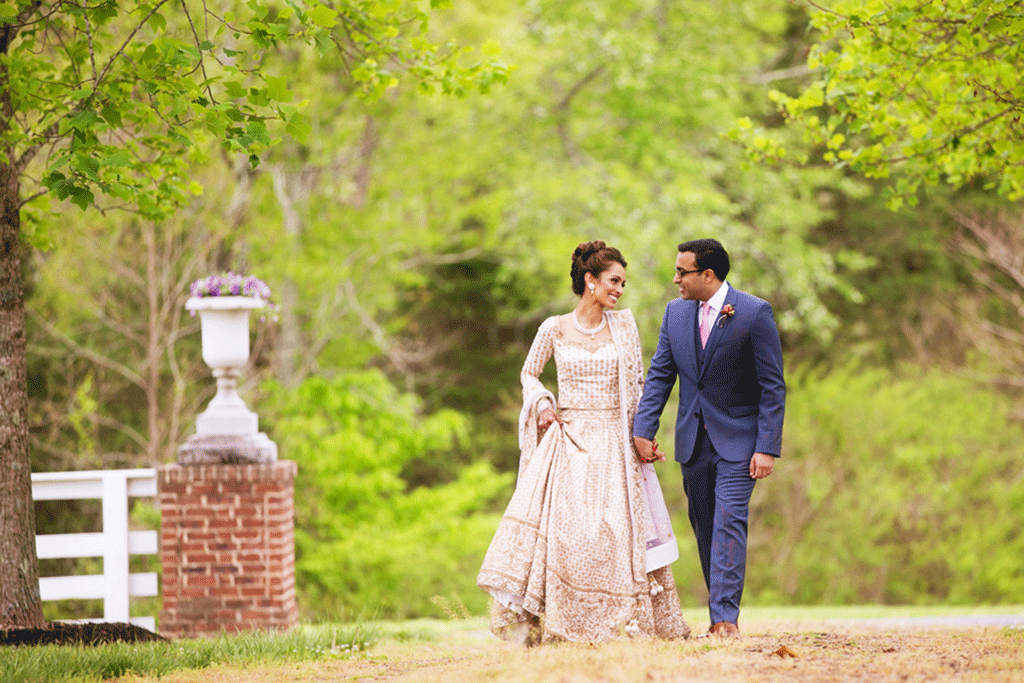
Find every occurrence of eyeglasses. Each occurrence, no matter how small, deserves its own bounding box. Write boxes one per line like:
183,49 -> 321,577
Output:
675,267 -> 704,277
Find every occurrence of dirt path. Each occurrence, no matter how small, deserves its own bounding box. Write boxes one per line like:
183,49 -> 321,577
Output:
123,620 -> 1024,683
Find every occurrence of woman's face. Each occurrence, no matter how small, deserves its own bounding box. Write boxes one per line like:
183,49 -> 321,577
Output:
588,262 -> 626,309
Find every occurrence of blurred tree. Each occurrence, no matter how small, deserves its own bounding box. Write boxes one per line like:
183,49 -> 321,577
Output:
1,0 -> 506,630
303,0 -> 875,474
735,0 -> 1024,207
946,209 -> 1024,403
725,0 -> 1024,412
262,371 -> 511,619
748,365 -> 1024,605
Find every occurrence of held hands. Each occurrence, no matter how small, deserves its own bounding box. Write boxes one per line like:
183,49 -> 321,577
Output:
632,436 -> 666,463
750,452 -> 774,479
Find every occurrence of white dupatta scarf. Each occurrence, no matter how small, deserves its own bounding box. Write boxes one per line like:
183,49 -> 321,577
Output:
607,309 -> 679,572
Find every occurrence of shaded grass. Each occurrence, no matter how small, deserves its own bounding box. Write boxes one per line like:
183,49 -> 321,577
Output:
0,623 -> 374,683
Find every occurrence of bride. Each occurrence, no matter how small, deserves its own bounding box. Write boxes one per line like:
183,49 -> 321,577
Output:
478,240 -> 690,644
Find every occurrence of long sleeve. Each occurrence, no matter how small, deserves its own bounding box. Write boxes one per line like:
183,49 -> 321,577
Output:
517,317 -> 558,467
751,302 -> 786,457
521,316 -> 558,404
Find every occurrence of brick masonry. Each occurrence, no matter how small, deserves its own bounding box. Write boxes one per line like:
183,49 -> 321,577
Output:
158,461 -> 299,637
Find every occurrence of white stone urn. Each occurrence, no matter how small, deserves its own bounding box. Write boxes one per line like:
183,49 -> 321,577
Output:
180,295 -> 277,464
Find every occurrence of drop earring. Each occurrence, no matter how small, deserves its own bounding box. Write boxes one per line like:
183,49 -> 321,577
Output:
588,283 -> 595,292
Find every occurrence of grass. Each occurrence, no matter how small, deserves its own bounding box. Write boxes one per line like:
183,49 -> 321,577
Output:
363,603 -> 1024,641
129,614 -> 1024,683
0,623 -> 374,683
4,606 -> 1023,683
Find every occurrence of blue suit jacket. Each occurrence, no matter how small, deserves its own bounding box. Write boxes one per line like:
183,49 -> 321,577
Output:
633,288 -> 785,464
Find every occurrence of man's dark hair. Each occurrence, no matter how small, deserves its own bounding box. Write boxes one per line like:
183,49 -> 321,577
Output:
678,238 -> 730,281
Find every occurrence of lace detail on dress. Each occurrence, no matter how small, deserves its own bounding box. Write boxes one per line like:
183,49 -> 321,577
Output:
557,331 -> 614,354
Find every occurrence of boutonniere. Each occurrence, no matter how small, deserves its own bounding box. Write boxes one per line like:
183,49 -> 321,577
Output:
716,304 -> 735,328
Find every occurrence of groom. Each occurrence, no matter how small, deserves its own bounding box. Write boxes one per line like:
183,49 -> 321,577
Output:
633,238 -> 785,636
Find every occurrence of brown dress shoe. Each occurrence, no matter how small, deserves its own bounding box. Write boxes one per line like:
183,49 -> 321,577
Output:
709,621 -> 740,637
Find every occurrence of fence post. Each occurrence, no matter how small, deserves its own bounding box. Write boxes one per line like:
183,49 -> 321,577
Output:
102,474 -> 131,624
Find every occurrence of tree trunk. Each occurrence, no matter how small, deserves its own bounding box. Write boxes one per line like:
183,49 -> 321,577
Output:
0,17 -> 43,627
269,163 -> 317,389
0,159 -> 43,629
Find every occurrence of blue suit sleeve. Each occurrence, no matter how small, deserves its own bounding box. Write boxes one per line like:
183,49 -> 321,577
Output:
751,302 -> 786,457
632,302 -> 678,440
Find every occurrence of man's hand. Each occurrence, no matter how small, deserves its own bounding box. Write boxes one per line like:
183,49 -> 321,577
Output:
633,436 -> 666,463
750,452 -> 774,479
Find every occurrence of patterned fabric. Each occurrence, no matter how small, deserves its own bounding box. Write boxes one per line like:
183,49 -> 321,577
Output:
478,310 -> 690,644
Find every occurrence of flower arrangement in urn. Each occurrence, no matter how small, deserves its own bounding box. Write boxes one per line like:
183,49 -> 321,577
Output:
182,270 -> 279,464
189,272 -> 277,321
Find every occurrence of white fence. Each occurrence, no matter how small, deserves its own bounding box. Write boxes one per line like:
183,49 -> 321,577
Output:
31,469 -> 159,632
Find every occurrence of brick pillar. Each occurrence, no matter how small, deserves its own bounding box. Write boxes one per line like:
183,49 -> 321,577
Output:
158,461 -> 298,637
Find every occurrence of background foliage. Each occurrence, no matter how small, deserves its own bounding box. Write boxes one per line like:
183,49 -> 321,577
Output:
23,0 -> 1024,622
741,0 -> 1024,206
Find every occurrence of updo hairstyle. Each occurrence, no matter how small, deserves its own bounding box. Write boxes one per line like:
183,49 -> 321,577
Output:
570,240 -> 627,296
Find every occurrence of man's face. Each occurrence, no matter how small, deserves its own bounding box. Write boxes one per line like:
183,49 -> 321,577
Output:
673,251 -> 706,301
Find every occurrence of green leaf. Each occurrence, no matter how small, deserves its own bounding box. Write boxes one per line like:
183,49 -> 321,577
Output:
72,153 -> 101,180
100,101 -> 123,127
308,3 -> 338,27
223,81 -> 247,99
68,110 -> 101,131
40,172 -> 66,190
70,186 -> 95,210
139,44 -> 160,64
264,75 -> 291,102
102,150 -> 132,168
285,117 -> 312,144
245,119 -> 271,146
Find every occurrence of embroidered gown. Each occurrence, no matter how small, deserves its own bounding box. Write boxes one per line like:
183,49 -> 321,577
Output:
477,309 -> 690,643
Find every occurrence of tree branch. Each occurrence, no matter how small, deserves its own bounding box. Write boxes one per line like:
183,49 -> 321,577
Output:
25,306 -> 145,386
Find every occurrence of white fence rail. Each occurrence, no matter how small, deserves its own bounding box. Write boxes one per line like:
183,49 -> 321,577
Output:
31,469 -> 159,632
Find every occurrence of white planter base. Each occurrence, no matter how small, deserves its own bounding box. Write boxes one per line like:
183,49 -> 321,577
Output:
177,433 -> 278,465
195,369 -> 259,436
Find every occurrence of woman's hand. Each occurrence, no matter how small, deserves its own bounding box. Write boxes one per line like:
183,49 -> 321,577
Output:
632,436 -> 666,463
538,408 -> 561,433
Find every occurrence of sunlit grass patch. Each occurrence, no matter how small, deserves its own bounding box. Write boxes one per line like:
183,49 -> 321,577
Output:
0,623 -> 375,683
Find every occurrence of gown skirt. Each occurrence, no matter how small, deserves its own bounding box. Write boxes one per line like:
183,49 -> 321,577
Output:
478,406 -> 690,643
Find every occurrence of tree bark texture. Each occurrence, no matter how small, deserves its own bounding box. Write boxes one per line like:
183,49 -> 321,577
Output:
0,22 -> 44,629
0,156 -> 43,630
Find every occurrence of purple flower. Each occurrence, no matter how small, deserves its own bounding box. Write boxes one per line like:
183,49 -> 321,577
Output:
188,272 -> 277,320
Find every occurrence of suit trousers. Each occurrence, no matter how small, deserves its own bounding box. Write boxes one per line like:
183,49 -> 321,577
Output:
682,424 -> 756,626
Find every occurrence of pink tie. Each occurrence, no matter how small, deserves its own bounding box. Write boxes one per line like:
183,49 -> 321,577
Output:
699,302 -> 712,348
